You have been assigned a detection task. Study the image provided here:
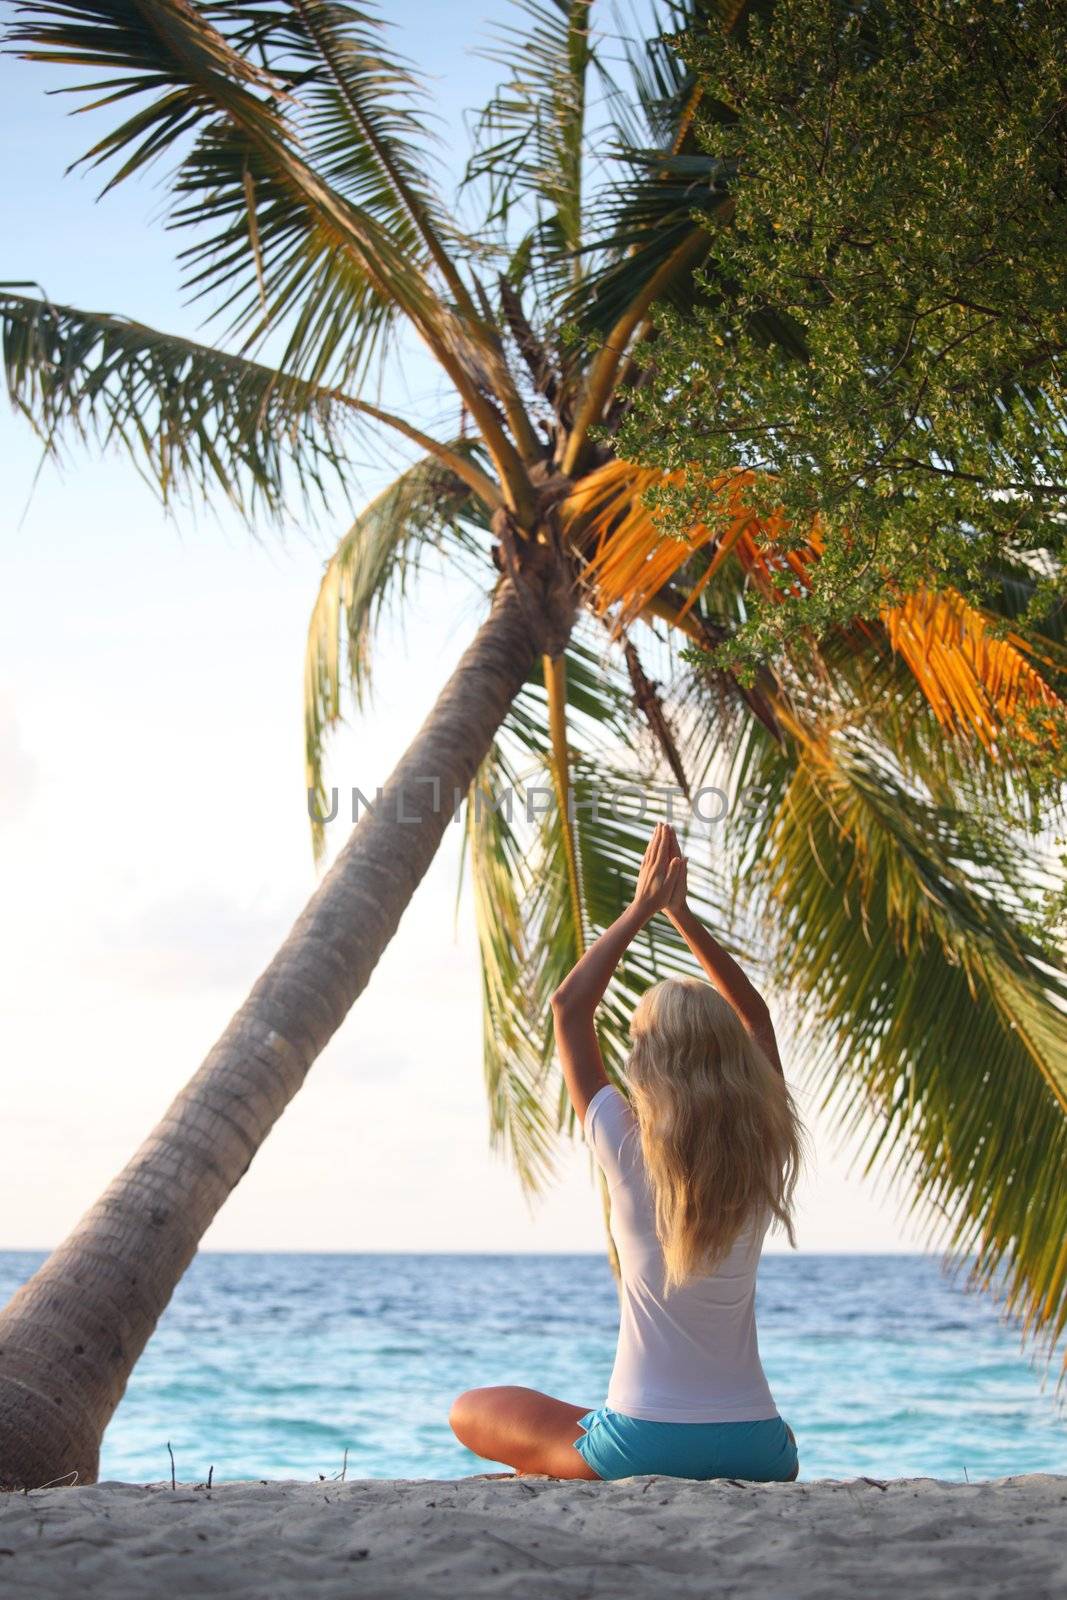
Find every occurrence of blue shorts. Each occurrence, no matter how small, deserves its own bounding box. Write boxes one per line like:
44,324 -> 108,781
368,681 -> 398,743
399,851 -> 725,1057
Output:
573,1407 -> 798,1482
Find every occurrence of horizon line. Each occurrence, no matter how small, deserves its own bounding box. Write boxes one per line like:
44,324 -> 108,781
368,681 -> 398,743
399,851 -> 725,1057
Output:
0,1244 -> 946,1258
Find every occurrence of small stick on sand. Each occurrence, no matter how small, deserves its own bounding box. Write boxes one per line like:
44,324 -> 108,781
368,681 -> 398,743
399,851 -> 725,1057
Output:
341,1449 -> 348,1483
166,1443 -> 176,1491
208,1466 -> 214,1490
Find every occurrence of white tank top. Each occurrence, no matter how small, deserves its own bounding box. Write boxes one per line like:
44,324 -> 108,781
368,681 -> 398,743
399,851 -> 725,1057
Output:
585,1083 -> 779,1423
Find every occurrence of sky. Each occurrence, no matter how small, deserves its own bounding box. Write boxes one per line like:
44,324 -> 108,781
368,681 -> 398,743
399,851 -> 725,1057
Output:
0,1 -> 930,1256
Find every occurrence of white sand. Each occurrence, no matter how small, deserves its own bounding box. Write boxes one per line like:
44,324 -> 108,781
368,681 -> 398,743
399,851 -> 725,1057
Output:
1,1473 -> 1064,1598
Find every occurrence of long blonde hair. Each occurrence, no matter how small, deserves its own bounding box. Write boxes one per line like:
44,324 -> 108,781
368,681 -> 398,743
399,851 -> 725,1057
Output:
626,977 -> 804,1292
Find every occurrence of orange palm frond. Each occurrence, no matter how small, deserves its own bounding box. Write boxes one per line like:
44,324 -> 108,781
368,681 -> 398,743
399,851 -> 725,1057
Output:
563,461 -> 788,627
884,587 -> 1060,752
564,459 -> 1063,747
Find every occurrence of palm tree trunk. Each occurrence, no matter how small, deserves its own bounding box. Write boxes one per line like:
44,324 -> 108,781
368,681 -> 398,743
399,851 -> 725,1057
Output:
0,572 -> 566,1489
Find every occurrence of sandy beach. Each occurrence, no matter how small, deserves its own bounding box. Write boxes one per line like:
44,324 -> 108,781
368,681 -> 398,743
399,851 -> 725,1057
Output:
1,1472 -> 1064,1598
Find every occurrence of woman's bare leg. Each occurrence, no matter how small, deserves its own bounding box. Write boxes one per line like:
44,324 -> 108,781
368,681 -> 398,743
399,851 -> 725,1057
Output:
449,1385 -> 600,1479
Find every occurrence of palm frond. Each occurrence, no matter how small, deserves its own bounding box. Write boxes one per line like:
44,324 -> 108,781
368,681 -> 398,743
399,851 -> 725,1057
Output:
1,289 -> 353,514
883,586 -> 1063,754
8,1 -> 541,495
0,289 -> 502,518
740,717 -> 1067,1358
610,1 -> 701,155
262,0 -> 541,459
9,1 -> 434,378
467,1 -> 597,301
563,0 -> 763,348
277,1 -> 476,308
565,152 -> 728,347
11,0 -> 291,183
562,228 -> 714,473
467,738 -> 560,1192
305,446 -> 491,855
569,460 -> 1066,756
567,2 -> 804,361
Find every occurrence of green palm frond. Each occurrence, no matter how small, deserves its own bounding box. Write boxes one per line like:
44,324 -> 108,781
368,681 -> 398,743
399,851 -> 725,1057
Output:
610,2 -> 697,154
172,118 -> 411,389
566,1 -> 807,363
11,0 -> 291,183
740,721 -> 1067,1357
562,0 -> 729,345
468,0 -> 599,309
209,1 -> 507,375
305,445 -> 491,856
567,150 -> 728,345
467,738 -> 560,1192
603,1 -> 748,156
262,2 -> 458,261
0,289 -> 503,519
2,289 -> 376,514
176,1 -> 540,473
8,3 -> 482,394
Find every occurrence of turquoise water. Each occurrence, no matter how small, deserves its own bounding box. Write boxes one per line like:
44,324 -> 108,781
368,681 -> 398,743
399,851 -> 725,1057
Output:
1,1251 -> 1063,1482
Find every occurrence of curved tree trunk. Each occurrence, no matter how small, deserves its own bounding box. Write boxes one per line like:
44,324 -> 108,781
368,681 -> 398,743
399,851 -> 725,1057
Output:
0,571 -> 568,1489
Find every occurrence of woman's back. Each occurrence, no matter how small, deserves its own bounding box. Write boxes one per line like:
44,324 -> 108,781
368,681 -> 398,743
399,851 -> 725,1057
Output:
585,1082 -> 778,1423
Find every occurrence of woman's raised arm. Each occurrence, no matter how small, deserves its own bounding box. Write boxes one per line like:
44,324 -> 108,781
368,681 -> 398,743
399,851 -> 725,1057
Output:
551,824 -> 685,1122
662,829 -> 782,1074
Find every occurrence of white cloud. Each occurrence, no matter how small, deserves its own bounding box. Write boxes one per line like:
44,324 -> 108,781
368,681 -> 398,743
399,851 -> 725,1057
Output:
90,889 -> 295,989
0,693 -> 38,825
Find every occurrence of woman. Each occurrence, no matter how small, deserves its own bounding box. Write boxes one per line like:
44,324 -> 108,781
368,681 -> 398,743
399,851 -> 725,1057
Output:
449,823 -> 804,1482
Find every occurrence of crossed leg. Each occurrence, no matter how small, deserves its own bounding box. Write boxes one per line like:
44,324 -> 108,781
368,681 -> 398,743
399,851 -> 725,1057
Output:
785,1422 -> 800,1481
449,1385 -> 601,1479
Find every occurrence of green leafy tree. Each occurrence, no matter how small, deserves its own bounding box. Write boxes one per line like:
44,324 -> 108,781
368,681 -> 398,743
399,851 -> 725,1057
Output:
0,1 -> 1064,1489
620,0 -> 1067,673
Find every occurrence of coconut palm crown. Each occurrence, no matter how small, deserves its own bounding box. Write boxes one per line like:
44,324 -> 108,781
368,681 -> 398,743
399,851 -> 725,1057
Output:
0,0 -> 1064,1486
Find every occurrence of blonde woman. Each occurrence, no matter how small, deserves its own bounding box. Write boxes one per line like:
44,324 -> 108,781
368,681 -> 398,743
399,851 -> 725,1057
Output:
450,823 -> 804,1482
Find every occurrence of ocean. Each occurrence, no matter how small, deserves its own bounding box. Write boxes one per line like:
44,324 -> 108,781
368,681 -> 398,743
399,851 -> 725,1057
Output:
1,1251 -> 1063,1483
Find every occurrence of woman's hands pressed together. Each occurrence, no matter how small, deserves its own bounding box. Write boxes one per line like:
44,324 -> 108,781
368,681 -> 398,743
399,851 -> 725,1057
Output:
632,823 -> 688,921
552,822 -> 687,1121
630,823 -> 782,1072
551,820 -> 781,1123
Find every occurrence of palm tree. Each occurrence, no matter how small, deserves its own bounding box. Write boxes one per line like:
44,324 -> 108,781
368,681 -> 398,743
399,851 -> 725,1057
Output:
0,0 -> 1063,1489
